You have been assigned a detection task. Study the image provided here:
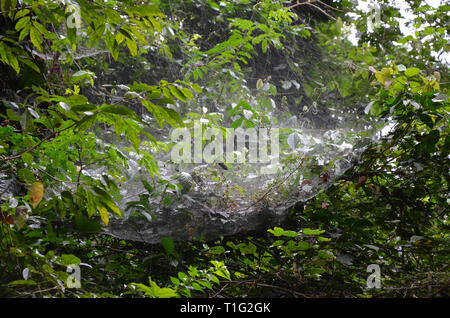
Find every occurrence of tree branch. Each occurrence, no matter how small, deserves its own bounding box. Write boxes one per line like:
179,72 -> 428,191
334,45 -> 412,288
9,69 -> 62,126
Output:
2,122 -> 76,162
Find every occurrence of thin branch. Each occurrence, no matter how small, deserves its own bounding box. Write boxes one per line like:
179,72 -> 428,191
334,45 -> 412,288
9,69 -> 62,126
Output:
2,122 -> 76,162
35,167 -> 78,185
287,0 -> 319,10
306,2 -> 337,21
315,0 -> 346,13
76,145 -> 83,188
287,0 -> 342,20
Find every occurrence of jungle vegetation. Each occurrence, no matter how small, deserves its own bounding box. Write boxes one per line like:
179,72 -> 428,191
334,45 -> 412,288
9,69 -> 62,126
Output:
0,0 -> 448,298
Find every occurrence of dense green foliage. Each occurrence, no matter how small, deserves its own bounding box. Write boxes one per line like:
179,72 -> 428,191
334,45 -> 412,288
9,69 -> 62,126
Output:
0,0 -> 448,297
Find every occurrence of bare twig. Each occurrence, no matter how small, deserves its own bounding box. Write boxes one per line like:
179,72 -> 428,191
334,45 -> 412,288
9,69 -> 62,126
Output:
287,0 -> 342,20
306,2 -> 337,21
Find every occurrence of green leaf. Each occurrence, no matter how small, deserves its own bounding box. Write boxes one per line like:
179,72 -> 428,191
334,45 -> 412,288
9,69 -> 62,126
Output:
8,280 -> 36,286
15,9 -> 30,20
132,279 -> 178,298
97,204 -> 109,226
168,85 -> 187,102
18,168 -> 37,184
15,16 -> 30,31
268,227 -> 298,237
303,228 -> 325,236
163,107 -> 184,127
74,215 -> 102,233
161,237 -> 175,255
318,250 -> 334,261
419,113 -> 434,129
6,108 -> 20,121
29,26 -> 43,52
148,17 -> 162,32
101,104 -> 136,117
136,4 -> 161,17
297,241 -> 311,250
58,254 -> 81,266
3,44 -> 20,74
85,190 -> 96,217
208,246 -> 226,254
105,36 -> 119,60
21,152 -> 33,165
19,23 -> 30,41
20,58 -> 40,73
64,94 -> 89,106
142,100 -> 164,128
91,186 -> 122,217
72,70 -> 95,86
230,117 -> 244,129
71,104 -> 98,113
32,21 -> 50,38
404,67 -> 420,77
75,115 -> 97,131
126,38 -> 138,56
271,240 -> 284,247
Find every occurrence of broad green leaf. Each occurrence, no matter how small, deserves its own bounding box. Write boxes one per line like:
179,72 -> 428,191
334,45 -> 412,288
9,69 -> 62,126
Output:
85,190 -> 96,217
18,168 -> 37,184
303,228 -> 325,235
297,241 -> 311,250
230,117 -> 244,128
161,237 -> 175,255
8,280 -> 36,286
168,85 -> 187,102
20,58 -> 40,73
404,67 -> 420,77
136,4 -> 161,17
58,254 -> 81,266
142,100 -> 164,128
14,8 -> 30,20
15,16 -> 30,31
29,26 -> 43,52
75,115 -> 97,131
97,204 -> 109,226
71,104 -> 98,112
268,227 -> 298,237
21,152 -> 32,165
126,38 -> 138,56
101,104 -> 136,117
2,44 -> 20,74
19,23 -> 30,41
32,21 -> 50,38
91,186 -> 122,217
148,17 -> 162,32
162,107 -> 184,127
6,108 -> 20,121
208,246 -> 226,254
